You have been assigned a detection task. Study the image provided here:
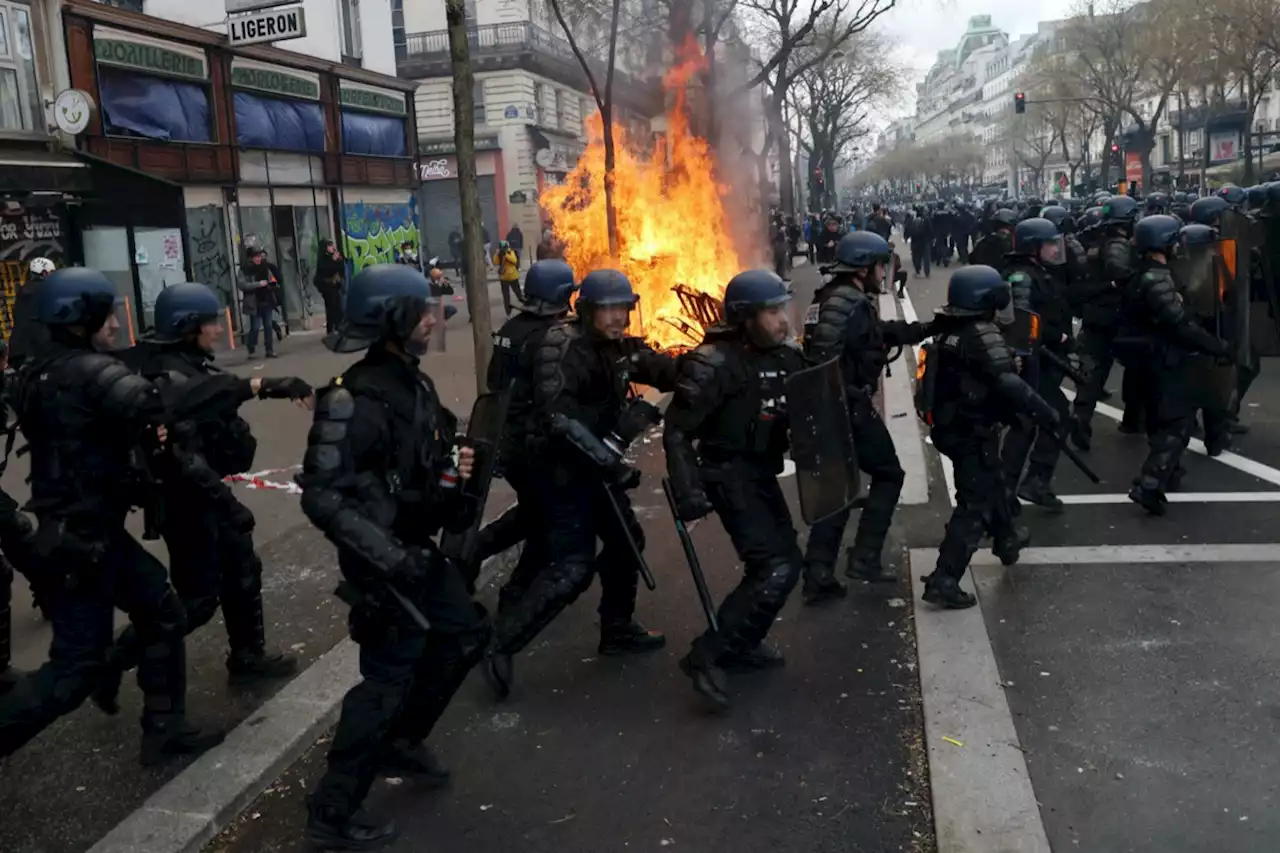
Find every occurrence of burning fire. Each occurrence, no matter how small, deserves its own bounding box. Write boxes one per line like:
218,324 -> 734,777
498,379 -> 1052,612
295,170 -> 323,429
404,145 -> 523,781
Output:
539,50 -> 742,350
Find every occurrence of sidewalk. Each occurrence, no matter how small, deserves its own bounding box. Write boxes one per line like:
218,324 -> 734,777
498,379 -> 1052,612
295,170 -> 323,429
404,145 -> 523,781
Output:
0,283 -> 515,853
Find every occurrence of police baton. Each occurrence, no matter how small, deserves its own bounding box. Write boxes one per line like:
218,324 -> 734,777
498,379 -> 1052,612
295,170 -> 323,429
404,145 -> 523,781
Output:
601,481 -> 657,592
1046,427 -> 1101,484
662,478 -> 719,633
1036,344 -> 1090,388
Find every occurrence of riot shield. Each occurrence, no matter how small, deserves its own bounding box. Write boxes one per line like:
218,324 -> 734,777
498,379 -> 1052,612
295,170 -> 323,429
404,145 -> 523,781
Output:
1171,236 -> 1237,411
1216,209 -> 1255,366
1005,307 -> 1042,355
784,357 -> 861,525
440,390 -> 511,568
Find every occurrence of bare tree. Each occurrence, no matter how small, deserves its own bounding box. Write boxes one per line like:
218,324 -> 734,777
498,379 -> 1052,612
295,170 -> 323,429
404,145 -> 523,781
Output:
446,0 -> 492,392
1205,0 -> 1280,182
547,0 -> 624,257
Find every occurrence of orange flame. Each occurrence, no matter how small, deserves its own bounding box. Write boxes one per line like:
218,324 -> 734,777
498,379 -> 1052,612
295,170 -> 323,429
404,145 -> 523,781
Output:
540,47 -> 742,349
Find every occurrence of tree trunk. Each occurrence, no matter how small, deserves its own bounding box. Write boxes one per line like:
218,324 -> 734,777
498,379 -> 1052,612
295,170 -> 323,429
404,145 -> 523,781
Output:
602,104 -> 620,259
1242,83 -> 1257,185
446,0 -> 491,396
774,100 -> 794,213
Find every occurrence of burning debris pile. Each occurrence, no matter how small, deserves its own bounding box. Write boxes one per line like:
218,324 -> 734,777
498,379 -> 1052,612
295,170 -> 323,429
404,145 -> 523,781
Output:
539,52 -> 742,350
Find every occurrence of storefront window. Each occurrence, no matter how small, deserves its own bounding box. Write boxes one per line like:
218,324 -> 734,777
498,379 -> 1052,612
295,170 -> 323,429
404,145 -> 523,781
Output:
100,66 -> 211,142
234,92 -> 324,152
341,111 -> 406,156
0,2 -> 44,133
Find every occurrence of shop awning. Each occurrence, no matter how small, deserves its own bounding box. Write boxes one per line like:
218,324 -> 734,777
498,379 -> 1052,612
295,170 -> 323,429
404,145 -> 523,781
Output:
0,149 -> 92,194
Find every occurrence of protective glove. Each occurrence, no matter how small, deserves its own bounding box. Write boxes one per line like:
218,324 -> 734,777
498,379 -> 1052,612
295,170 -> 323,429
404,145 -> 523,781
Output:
674,490 -> 713,522
228,500 -> 256,534
612,400 -> 663,446
259,376 -> 313,400
611,462 -> 642,491
391,547 -> 429,593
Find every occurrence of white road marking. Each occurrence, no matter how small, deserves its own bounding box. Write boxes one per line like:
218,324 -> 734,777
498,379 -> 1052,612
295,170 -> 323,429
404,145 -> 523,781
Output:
899,290 -> 958,506
1047,492 -> 1280,505
970,543 -> 1280,565
879,293 -> 929,504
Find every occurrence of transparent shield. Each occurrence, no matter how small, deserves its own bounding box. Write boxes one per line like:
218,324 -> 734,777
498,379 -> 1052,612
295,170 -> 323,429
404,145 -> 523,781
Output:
784,357 -> 861,525
440,389 -> 512,565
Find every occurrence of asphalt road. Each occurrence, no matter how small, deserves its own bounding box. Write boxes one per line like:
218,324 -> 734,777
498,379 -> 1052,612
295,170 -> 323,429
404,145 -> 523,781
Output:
202,260 -> 936,853
0,285 -> 514,853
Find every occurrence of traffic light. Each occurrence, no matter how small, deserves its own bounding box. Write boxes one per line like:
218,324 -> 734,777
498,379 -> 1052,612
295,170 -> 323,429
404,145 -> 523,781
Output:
1014,91 -> 1026,114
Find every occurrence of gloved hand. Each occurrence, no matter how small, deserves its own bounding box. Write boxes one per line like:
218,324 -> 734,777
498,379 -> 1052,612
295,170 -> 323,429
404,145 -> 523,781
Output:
674,490 -> 713,522
1033,403 -> 1061,434
228,500 -> 256,533
391,547 -> 429,592
612,400 -> 663,446
259,376 -> 313,400
610,462 -> 642,491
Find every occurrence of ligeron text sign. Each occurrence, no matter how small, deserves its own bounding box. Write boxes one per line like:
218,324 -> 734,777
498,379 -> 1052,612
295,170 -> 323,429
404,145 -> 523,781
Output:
227,6 -> 307,47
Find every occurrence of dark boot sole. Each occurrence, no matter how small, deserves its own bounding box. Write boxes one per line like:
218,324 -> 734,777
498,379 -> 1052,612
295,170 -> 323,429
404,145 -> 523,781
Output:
921,589 -> 978,610
305,826 -> 399,851
678,657 -> 730,711
482,656 -> 513,700
598,636 -> 667,656
802,584 -> 848,605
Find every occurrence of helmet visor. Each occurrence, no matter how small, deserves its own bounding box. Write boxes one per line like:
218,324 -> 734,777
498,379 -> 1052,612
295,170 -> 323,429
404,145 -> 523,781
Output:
1038,235 -> 1066,266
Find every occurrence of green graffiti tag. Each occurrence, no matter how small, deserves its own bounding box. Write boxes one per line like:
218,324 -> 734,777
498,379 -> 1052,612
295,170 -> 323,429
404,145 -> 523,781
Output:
343,224 -> 419,273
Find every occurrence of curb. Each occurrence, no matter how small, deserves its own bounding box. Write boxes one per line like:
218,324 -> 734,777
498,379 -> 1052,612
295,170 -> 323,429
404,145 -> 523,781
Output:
878,293 -> 930,505
86,516 -> 521,853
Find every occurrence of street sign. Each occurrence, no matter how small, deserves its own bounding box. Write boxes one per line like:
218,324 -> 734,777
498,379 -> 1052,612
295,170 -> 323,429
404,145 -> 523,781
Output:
227,5 -> 307,47
226,0 -> 296,11
53,89 -> 94,135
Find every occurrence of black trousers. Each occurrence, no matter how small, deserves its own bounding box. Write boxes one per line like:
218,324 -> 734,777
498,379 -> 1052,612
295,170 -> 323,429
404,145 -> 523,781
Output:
319,284 -> 344,334
0,487 -> 36,673
491,468 -> 644,656
689,473 -> 802,667
1134,365 -> 1197,494
1073,323 -> 1147,428
934,427 -> 1018,580
111,495 -> 268,673
803,393 -> 904,580
1000,356 -> 1068,494
499,279 -> 523,316
310,561 -> 488,820
0,526 -> 187,757
910,241 -> 931,276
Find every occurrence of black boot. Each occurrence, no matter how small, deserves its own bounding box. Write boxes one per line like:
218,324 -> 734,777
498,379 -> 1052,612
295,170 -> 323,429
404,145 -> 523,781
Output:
306,806 -> 399,852
0,666 -> 20,697
801,562 -> 847,605
717,641 -> 785,673
226,649 -> 298,685
921,574 -> 977,610
481,647 -> 514,700
598,620 -> 666,656
1069,417 -> 1092,451
140,720 -> 226,767
1167,465 -> 1188,493
91,664 -> 124,716
1128,482 -> 1167,516
1017,478 -> 1064,513
1118,418 -> 1144,435
1205,432 -> 1231,457
376,739 -> 451,787
1229,420 -> 1249,435
845,550 -> 897,583
678,654 -> 730,711
991,525 -> 1029,567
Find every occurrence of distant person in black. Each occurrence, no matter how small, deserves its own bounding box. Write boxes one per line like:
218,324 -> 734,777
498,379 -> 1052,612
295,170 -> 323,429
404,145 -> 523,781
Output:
7,257 -> 56,370
314,240 -> 346,335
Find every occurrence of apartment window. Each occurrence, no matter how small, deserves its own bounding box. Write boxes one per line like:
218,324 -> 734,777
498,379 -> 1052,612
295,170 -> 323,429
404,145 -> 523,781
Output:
580,96 -> 591,133
0,1 -> 42,132
340,0 -> 363,62
554,89 -> 565,130
473,79 -> 485,124
392,0 -> 405,61
533,81 -> 544,123
465,0 -> 477,23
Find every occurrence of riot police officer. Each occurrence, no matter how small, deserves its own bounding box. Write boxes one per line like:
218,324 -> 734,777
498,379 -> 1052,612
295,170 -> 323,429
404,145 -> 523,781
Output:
1119,215 -> 1228,515
482,269 -> 677,700
968,208 -> 1018,272
916,266 -> 1059,609
298,264 -> 484,849
1189,196 -> 1228,228
1001,217 -> 1073,511
802,231 -> 932,601
0,338 -> 38,696
1069,195 -> 1141,447
1218,185 -> 1247,209
0,268 -> 221,765
664,271 -> 808,709
1041,205 -> 1091,294
476,260 -> 578,605
93,284 -> 311,714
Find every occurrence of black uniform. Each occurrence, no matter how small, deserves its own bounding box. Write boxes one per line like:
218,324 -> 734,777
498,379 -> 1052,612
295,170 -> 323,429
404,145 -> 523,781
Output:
664,328 -> 807,673
1000,260 -> 1072,504
968,228 -> 1012,272
488,319 -> 677,660
1118,260 -> 1226,511
1071,232 -> 1144,436
802,279 -> 927,585
478,311 -> 560,605
0,341 -> 194,758
299,348 -> 488,825
102,343 -> 298,691
923,318 -> 1058,596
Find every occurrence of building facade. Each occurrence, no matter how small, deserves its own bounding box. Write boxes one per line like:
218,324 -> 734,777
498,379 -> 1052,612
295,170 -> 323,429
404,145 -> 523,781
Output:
398,0 -> 663,258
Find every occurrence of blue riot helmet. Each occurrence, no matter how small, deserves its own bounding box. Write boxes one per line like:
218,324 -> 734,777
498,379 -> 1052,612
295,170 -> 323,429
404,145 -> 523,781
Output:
520,259 -> 577,316
938,265 -> 1009,317
1246,185 -> 1268,209
37,267 -> 117,334
990,208 -> 1019,230
1217,185 -> 1246,207
1040,205 -> 1071,232
1145,191 -> 1170,214
328,263 -> 436,355
723,270 -> 791,324
1078,206 -> 1105,233
1189,196 -> 1228,227
577,269 -> 638,308
1133,214 -> 1182,254
827,230 -> 891,272
1267,182 -> 1280,208
1101,195 -> 1139,224
1179,223 -> 1217,247
150,282 -> 222,344
1011,217 -> 1065,265
1186,191 -> 1200,202
1172,191 -> 1189,204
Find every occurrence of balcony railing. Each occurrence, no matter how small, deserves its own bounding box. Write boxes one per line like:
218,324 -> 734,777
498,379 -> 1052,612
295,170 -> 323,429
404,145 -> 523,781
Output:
404,22 -> 579,64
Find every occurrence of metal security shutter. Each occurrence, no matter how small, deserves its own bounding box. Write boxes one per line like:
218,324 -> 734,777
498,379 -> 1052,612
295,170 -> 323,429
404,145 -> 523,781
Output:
418,176 -> 498,265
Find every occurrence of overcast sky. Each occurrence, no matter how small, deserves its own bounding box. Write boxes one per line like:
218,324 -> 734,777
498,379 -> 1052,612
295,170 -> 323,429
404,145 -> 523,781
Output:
878,0 -> 1076,118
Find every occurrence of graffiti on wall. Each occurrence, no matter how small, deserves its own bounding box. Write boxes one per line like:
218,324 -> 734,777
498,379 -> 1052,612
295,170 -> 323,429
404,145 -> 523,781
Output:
186,206 -> 234,306
0,208 -> 65,341
342,200 -> 420,273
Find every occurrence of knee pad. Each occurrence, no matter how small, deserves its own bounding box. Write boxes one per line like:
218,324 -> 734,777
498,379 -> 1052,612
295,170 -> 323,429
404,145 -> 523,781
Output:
155,587 -> 189,637
757,558 -> 800,602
